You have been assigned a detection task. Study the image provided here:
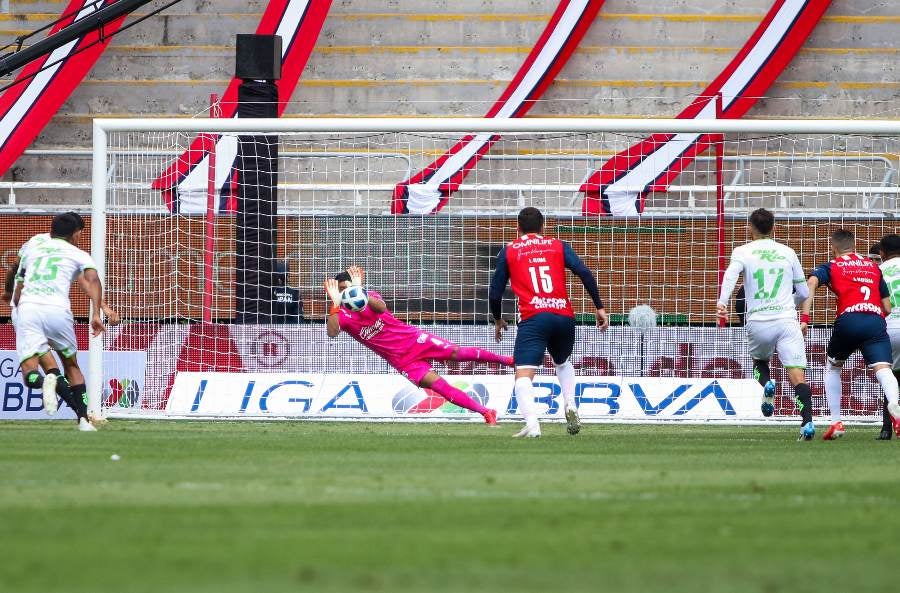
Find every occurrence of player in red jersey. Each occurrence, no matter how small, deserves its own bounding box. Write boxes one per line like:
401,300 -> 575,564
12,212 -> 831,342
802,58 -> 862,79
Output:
325,266 -> 514,425
802,229 -> 900,440
489,207 -> 608,438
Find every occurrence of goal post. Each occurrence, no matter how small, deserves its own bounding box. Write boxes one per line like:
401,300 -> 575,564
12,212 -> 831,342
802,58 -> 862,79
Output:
89,117 -> 900,423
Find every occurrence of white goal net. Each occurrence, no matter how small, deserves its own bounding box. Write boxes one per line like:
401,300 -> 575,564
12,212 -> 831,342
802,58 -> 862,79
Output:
89,118 -> 900,422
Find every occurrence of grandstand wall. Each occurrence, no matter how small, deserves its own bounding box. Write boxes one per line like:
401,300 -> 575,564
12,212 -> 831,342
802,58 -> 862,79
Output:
0,0 -> 896,207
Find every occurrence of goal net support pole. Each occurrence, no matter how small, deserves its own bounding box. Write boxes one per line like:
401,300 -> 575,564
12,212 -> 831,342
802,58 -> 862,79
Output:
202,93 -> 220,324
89,120 -> 107,419
715,94 -> 727,329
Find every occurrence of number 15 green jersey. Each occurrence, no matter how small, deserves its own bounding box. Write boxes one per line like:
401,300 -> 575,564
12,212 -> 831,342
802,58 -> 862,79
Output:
16,233 -> 97,310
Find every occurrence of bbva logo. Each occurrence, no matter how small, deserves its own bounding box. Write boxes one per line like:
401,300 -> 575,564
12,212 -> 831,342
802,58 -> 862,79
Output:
506,380 -> 737,416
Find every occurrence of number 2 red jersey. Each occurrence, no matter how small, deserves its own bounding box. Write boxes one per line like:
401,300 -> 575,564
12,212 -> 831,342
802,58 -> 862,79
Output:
504,234 -> 574,320
811,253 -> 889,317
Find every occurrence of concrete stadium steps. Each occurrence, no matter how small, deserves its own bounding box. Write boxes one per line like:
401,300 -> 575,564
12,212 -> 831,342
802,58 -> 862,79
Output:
38,78 -> 900,120
9,0 -> 900,18
0,0 -> 897,204
318,13 -> 900,50
2,11 -> 898,49
69,44 -> 897,86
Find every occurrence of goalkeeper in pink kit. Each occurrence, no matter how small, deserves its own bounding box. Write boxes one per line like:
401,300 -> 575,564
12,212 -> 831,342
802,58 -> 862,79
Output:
325,266 -> 513,424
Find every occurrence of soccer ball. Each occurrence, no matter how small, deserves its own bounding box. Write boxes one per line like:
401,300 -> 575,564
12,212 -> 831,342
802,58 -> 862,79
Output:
340,286 -> 369,311
628,304 -> 657,333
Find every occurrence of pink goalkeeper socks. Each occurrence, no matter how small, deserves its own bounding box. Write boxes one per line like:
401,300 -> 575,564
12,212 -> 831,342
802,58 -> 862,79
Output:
428,377 -> 489,414
454,346 -> 513,366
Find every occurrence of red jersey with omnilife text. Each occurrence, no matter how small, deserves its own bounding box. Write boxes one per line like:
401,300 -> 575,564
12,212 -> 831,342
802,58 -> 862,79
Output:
504,234 -> 574,320
810,253 -> 889,318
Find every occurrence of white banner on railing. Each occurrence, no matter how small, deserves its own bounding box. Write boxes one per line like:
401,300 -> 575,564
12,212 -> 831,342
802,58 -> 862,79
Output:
0,350 -> 146,420
167,372 -> 763,420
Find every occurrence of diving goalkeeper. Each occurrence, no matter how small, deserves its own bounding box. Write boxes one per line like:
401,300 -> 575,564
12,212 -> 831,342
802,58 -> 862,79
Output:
325,266 -> 512,425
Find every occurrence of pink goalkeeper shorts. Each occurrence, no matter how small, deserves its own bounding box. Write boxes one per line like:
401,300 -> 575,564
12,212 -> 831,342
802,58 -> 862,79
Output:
394,332 -> 457,385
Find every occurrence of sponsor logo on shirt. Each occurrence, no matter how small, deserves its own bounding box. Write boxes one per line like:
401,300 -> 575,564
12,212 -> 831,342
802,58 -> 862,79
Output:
752,249 -> 786,262
360,318 -> 385,341
843,302 -> 883,315
530,296 -> 568,310
510,236 -> 554,250
835,259 -> 874,268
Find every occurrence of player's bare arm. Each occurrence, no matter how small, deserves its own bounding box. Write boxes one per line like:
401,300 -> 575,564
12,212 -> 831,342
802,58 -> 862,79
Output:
102,303 -> 121,326
716,259 -> 743,323
3,261 -> 18,303
367,296 -> 387,314
715,303 -> 729,322
494,318 -> 508,342
563,242 -> 608,331
76,274 -> 120,325
81,268 -> 106,337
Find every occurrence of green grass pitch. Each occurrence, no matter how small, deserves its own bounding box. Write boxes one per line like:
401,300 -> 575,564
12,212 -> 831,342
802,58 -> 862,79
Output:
1,420 -> 897,593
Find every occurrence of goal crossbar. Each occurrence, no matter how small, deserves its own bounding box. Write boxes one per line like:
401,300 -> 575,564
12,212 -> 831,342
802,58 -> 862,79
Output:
92,117 -> 900,135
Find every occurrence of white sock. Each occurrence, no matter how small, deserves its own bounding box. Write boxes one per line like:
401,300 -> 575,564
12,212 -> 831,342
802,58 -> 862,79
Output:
555,360 -> 576,410
514,377 -> 537,426
875,367 -> 899,407
824,362 -> 843,422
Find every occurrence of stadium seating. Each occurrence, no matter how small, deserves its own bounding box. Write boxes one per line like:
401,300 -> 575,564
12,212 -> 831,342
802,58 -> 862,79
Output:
0,0 -> 896,206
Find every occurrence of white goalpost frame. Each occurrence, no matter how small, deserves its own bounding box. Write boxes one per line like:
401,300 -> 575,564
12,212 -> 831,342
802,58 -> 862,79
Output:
88,117 -> 900,420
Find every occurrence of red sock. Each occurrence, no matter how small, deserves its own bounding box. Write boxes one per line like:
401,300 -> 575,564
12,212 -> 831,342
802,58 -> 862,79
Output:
428,377 -> 488,414
454,346 -> 513,366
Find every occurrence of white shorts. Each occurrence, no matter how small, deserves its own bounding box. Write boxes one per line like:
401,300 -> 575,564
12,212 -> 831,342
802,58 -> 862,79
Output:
14,303 -> 78,363
888,323 -> 900,370
746,318 -> 807,369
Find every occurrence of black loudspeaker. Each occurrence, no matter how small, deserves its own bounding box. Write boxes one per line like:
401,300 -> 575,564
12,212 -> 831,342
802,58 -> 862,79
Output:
235,34 -> 282,80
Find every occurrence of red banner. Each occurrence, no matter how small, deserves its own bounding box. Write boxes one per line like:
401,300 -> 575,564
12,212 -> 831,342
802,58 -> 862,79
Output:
0,0 -> 125,177
581,0 -> 833,216
392,0 -> 604,215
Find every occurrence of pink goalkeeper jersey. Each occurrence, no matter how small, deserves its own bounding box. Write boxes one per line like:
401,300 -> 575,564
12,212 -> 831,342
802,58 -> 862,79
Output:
337,291 -> 422,367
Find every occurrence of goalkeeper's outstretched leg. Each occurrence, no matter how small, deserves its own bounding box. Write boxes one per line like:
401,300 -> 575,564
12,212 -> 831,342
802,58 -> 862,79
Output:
324,266 -> 499,425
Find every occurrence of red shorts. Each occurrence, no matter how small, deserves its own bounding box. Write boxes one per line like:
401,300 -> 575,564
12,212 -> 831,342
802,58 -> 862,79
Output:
394,332 -> 457,385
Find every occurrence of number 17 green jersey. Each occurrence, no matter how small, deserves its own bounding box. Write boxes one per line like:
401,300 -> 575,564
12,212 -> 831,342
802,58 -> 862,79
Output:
718,238 -> 807,322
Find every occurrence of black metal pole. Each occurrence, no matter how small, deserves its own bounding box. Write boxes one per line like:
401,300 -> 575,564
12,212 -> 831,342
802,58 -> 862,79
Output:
0,0 -> 155,78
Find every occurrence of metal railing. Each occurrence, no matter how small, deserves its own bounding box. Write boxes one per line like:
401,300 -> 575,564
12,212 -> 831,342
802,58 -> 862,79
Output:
1,148 -> 896,213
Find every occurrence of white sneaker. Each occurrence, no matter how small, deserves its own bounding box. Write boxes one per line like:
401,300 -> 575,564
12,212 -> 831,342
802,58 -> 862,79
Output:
78,417 -> 97,432
42,373 -> 58,416
512,423 -> 541,438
